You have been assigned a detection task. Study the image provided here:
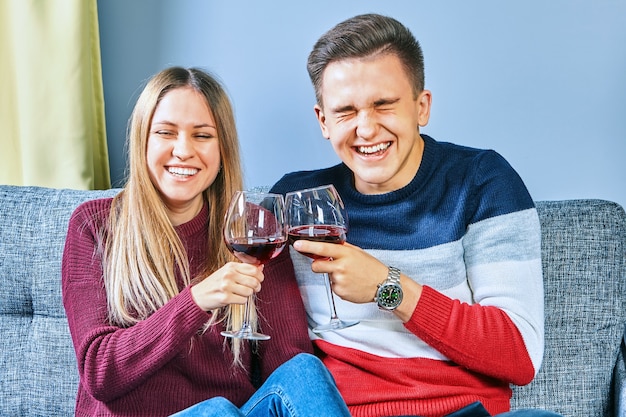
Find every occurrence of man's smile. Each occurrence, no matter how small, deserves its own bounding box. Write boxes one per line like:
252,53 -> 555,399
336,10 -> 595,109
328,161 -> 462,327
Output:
356,142 -> 391,156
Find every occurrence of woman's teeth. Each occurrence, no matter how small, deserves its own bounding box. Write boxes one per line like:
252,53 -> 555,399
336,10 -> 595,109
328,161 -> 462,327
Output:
168,167 -> 198,177
357,142 -> 391,154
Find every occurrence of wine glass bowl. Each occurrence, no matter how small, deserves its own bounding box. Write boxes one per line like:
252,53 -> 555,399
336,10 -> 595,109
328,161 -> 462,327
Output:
287,225 -> 347,259
285,184 -> 359,333
222,191 -> 286,340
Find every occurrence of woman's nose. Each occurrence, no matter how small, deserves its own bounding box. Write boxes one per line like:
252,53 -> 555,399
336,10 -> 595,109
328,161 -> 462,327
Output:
172,135 -> 194,160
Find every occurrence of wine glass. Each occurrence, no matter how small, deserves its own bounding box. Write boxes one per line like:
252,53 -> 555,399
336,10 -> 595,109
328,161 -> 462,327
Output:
285,184 -> 359,333
222,191 -> 287,340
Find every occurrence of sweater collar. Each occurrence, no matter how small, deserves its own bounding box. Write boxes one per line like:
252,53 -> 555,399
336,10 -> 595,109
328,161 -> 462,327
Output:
174,200 -> 209,237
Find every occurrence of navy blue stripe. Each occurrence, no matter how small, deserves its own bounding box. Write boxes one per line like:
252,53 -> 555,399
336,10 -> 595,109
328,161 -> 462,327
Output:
271,135 -> 535,250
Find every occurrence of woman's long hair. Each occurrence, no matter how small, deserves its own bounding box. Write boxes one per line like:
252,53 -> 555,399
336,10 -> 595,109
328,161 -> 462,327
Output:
103,67 -> 250,365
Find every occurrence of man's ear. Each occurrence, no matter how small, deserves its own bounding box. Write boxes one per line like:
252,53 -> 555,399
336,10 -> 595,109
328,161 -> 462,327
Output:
417,90 -> 432,127
314,104 -> 331,139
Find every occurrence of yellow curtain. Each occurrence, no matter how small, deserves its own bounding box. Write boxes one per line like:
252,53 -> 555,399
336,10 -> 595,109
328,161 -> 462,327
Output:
0,0 -> 110,190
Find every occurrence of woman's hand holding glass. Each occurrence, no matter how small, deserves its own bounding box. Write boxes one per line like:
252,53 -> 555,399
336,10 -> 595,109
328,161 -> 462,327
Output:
190,262 -> 264,312
221,191 -> 287,340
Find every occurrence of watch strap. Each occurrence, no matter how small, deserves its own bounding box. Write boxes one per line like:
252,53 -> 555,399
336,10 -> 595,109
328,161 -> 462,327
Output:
386,266 -> 401,285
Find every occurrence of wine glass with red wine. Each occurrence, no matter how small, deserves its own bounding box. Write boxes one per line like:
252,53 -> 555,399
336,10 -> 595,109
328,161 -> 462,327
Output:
222,191 -> 287,340
285,184 -> 359,333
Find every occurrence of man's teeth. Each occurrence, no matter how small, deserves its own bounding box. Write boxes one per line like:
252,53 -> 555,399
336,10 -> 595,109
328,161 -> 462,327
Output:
358,142 -> 390,154
168,167 -> 198,177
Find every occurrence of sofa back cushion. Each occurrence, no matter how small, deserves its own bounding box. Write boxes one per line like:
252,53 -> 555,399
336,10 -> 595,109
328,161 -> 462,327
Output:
511,200 -> 626,416
0,186 -> 119,417
1,185 -> 625,417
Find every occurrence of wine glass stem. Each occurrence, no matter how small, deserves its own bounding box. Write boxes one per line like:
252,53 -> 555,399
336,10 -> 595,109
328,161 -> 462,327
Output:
323,273 -> 340,321
242,296 -> 253,331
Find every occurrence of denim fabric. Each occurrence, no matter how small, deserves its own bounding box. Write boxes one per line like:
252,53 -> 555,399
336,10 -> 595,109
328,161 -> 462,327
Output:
171,397 -> 242,416
170,353 -> 350,417
445,401 -> 491,416
396,401 -> 563,416
496,410 -> 563,417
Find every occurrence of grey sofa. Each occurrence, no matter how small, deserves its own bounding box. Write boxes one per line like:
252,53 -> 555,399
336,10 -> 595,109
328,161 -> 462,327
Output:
1,184 -> 625,417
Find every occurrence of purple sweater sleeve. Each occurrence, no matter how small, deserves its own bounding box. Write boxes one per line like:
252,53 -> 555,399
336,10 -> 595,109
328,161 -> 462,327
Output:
256,248 -> 314,379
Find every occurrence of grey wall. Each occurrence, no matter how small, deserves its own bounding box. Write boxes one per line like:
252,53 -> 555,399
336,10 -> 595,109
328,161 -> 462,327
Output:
98,0 -> 626,209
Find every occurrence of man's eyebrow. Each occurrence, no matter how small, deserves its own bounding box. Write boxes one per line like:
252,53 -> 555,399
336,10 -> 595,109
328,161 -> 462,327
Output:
330,104 -> 357,114
373,97 -> 400,106
330,98 -> 400,113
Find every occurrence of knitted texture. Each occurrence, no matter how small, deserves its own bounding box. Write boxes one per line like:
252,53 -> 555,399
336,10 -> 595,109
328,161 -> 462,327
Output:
270,135 -> 544,417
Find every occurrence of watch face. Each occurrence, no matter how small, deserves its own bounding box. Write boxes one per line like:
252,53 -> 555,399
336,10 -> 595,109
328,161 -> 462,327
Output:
378,284 -> 403,309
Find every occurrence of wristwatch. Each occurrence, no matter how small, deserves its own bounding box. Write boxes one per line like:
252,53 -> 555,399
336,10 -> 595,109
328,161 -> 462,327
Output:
374,266 -> 403,311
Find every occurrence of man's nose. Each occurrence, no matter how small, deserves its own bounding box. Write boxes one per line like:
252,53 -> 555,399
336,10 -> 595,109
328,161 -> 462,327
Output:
355,110 -> 377,139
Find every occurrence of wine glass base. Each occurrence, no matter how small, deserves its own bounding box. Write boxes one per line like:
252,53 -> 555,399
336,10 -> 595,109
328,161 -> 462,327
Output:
312,318 -> 359,334
221,329 -> 271,341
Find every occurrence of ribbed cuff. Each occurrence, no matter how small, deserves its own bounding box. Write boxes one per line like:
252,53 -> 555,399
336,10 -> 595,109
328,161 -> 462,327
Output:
404,285 -> 455,341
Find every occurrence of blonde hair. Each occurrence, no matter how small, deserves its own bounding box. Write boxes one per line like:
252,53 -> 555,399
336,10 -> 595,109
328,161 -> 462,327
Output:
104,67 -> 251,365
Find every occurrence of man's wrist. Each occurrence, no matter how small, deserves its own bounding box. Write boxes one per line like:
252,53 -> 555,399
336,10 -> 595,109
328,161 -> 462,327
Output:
374,266 -> 403,311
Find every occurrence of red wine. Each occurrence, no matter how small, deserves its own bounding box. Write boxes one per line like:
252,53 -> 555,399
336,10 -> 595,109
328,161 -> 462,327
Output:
288,225 -> 346,259
226,238 -> 286,264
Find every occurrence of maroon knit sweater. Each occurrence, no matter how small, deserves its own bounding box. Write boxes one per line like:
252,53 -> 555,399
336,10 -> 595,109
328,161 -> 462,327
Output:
61,198 -> 313,417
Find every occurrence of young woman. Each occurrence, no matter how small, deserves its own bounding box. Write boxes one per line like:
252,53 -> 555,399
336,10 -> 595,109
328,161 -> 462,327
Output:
62,66 -> 349,417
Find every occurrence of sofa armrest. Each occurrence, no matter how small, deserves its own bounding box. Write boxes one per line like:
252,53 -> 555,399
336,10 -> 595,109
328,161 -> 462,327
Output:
511,199 -> 626,416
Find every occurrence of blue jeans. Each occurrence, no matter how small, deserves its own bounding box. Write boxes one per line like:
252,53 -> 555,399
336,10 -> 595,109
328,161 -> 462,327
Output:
495,411 -> 563,417
399,401 -> 563,417
170,353 -> 350,417
438,401 -> 563,417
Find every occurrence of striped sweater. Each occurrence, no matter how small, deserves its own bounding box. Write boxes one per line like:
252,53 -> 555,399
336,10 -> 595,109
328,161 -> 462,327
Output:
269,135 -> 544,417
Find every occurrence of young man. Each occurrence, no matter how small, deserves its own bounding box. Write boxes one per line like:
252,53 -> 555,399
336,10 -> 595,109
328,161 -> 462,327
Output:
269,13 -> 562,417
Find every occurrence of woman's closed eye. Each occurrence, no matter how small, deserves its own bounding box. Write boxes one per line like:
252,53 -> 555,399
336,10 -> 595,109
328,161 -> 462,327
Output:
154,129 -> 176,137
194,132 -> 215,139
